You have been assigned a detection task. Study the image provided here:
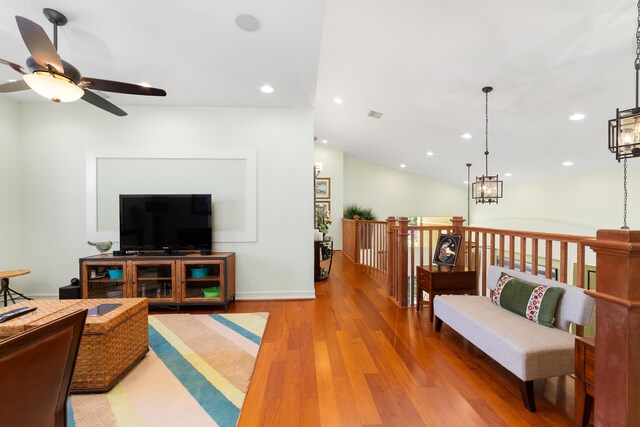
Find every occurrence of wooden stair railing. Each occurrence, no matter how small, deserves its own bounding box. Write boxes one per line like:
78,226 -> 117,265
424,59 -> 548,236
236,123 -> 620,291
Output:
388,216 -> 593,309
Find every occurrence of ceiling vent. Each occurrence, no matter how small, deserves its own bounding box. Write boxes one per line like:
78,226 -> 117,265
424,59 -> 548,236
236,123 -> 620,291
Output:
367,110 -> 383,119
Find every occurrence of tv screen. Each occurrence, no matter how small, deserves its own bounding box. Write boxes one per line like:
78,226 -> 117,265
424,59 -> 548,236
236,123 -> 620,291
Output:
119,194 -> 212,251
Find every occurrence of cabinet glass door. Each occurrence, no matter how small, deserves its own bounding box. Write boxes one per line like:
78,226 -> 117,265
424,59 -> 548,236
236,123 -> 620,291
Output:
182,261 -> 224,302
132,262 -> 175,303
84,262 -> 127,298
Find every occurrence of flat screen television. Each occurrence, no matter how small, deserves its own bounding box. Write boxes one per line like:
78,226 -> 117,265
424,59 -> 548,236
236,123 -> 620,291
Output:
119,194 -> 212,252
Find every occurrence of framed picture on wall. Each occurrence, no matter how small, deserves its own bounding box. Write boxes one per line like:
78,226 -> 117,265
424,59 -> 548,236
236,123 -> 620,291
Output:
315,200 -> 330,215
315,178 -> 331,199
433,234 -> 462,267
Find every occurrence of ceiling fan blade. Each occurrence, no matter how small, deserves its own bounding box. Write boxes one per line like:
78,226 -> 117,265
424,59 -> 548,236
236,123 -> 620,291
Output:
0,79 -> 29,93
15,16 -> 64,73
0,58 -> 26,75
81,78 -> 166,96
81,89 -> 127,116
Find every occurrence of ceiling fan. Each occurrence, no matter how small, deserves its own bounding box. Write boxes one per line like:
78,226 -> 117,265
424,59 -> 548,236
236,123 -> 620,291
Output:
0,8 -> 166,116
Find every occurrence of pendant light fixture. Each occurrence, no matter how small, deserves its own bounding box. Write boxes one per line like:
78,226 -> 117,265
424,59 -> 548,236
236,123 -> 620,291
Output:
607,1 -> 640,229
472,86 -> 503,204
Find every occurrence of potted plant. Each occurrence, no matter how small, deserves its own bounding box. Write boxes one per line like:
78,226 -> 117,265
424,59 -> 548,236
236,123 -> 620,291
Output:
315,205 -> 332,239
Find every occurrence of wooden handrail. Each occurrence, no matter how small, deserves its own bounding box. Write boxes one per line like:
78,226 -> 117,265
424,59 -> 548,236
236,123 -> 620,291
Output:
396,219 -> 594,312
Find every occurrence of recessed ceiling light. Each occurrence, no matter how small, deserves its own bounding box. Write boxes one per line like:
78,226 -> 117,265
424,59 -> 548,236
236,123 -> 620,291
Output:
400,163 -> 406,168
138,82 -> 151,88
562,161 -> 574,166
461,133 -> 472,139
504,173 -> 512,177
426,151 -> 434,156
463,180 -> 469,184
569,113 -> 585,121
235,14 -> 262,32
333,97 -> 343,104
8,79 -> 16,82
260,85 -> 274,94
321,138 -> 328,144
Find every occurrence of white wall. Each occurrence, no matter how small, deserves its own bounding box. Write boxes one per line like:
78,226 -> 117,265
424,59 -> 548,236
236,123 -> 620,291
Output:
314,144 -> 343,248
0,96 -> 22,271
470,164 -> 640,236
13,103 -> 314,299
344,156 -> 467,219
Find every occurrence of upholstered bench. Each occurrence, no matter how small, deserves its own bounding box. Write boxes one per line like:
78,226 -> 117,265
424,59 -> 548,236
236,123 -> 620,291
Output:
434,265 -> 595,412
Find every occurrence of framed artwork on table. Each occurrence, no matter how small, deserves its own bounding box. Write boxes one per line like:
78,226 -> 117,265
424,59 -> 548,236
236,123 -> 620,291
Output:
433,234 -> 462,267
315,178 -> 331,199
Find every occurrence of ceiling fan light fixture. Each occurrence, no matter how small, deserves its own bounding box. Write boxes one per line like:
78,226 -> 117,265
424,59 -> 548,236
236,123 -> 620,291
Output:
23,71 -> 83,102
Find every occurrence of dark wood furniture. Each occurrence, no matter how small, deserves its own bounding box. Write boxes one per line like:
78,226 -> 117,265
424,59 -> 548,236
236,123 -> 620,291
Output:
0,308 -> 87,427
416,265 -> 477,322
79,253 -> 235,310
575,336 -> 595,427
314,238 -> 333,281
0,269 -> 32,307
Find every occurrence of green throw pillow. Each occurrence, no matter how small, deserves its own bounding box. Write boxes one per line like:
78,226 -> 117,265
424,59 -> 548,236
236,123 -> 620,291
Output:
491,273 -> 565,328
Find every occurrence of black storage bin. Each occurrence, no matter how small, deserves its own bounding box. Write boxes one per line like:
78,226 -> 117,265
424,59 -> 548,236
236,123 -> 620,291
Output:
59,278 -> 81,299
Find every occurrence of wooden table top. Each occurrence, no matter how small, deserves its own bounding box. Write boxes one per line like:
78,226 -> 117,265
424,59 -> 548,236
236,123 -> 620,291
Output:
0,269 -> 30,279
417,265 -> 473,273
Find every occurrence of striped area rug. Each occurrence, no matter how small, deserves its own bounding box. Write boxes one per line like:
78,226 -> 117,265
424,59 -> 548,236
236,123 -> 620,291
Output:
68,313 -> 268,427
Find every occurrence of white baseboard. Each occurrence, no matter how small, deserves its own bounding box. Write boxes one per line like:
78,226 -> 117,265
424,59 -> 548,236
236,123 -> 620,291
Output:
24,293 -> 59,300
236,290 -> 316,300
18,291 -> 317,302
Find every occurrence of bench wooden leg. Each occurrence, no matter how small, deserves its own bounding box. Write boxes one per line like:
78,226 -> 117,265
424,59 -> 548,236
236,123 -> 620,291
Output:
519,380 -> 537,412
434,317 -> 443,332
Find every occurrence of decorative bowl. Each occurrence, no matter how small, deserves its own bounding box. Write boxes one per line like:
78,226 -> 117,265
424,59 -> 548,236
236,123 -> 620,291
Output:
202,286 -> 220,298
190,267 -> 210,278
108,269 -> 123,280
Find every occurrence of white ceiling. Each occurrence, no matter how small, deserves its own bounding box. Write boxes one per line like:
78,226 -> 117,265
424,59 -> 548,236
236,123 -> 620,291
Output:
1,0 -> 637,186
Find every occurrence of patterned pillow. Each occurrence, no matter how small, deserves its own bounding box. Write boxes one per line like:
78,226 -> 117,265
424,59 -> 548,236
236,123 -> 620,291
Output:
491,273 -> 565,328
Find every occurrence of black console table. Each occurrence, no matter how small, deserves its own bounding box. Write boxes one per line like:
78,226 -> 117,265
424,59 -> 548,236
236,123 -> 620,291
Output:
314,238 -> 333,281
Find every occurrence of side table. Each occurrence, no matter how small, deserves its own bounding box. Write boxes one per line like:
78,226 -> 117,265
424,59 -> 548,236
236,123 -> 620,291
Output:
416,265 -> 476,322
0,270 -> 32,307
575,336 -> 595,427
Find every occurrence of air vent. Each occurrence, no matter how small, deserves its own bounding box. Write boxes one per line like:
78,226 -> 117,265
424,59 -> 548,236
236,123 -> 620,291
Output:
367,110 -> 383,119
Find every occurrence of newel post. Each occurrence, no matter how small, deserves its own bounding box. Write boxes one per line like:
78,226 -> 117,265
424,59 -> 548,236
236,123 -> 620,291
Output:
451,216 -> 466,267
397,217 -> 409,307
386,217 -> 396,297
354,215 -> 361,265
585,230 -> 640,427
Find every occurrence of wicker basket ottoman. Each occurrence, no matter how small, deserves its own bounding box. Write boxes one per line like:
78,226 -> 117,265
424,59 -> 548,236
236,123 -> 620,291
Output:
0,298 -> 148,393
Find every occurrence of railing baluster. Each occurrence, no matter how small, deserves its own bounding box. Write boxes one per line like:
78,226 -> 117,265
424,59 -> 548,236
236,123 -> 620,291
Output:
545,240 -> 553,279
560,241 -> 568,283
490,234 -> 496,266
410,229 -> 415,306
509,236 -> 515,269
419,229 -> 424,268
474,231 -> 480,289
499,234 -> 505,267
520,237 -> 527,273
428,230 -> 433,267
467,230 -> 473,270
482,232 -> 488,296
532,238 -> 539,276
577,242 -> 585,288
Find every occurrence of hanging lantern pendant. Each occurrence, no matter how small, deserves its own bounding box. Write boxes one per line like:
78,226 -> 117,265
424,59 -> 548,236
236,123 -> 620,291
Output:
609,0 -> 640,161
472,86 -> 503,204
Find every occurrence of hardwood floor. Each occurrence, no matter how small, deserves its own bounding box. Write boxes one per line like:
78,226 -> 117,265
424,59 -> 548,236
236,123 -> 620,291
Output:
187,252 -> 575,426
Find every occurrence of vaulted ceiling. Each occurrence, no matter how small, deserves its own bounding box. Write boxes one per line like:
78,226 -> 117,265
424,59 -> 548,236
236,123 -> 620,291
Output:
1,0 -> 636,185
